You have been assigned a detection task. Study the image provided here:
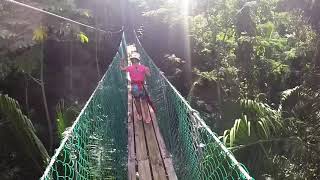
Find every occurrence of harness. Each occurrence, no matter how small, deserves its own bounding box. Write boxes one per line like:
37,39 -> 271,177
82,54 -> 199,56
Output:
131,80 -> 144,91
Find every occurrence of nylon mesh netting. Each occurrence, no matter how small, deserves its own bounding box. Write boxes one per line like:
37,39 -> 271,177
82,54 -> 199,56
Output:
41,33 -> 253,180
134,33 -> 253,180
41,35 -> 128,180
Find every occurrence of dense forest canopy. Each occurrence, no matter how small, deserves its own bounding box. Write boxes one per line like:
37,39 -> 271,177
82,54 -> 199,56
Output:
1,0 -> 320,179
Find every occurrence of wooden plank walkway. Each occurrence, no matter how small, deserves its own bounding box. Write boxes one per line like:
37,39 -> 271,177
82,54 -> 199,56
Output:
127,85 -> 177,180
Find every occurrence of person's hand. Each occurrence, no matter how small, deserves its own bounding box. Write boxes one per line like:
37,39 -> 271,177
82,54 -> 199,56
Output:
120,57 -> 126,70
121,57 -> 125,66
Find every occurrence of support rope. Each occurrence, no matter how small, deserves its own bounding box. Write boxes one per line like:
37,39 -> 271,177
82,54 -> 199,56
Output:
3,0 -> 123,34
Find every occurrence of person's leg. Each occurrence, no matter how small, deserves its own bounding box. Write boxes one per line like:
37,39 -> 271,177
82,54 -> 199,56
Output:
132,84 -> 143,120
140,88 -> 151,123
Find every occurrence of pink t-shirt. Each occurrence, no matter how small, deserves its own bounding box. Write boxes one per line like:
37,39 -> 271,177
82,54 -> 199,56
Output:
125,64 -> 149,83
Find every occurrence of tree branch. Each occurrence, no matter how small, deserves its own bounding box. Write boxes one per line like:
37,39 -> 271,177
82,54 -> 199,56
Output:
26,73 -> 42,86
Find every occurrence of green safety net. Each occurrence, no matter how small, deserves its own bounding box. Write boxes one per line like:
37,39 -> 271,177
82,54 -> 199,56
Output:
41,32 -> 253,180
41,34 -> 129,180
134,33 -> 253,180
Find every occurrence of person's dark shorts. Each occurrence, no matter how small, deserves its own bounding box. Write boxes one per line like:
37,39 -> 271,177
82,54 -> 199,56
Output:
132,84 -> 146,99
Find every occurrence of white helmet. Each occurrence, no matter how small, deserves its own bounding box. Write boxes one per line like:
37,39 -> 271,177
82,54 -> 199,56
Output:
130,52 -> 141,61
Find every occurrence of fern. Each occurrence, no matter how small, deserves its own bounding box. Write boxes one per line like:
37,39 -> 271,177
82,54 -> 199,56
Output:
223,99 -> 283,147
55,99 -> 80,140
0,94 -> 49,170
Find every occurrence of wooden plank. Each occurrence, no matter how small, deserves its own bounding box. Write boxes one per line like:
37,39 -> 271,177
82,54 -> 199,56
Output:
128,159 -> 136,180
148,106 -> 169,158
133,96 -> 152,180
144,123 -> 167,180
128,88 -> 135,160
163,158 -> 178,180
149,105 -> 178,180
133,99 -> 148,161
128,121 -> 136,180
128,121 -> 135,160
141,99 -> 151,123
128,85 -> 136,180
138,160 -> 152,180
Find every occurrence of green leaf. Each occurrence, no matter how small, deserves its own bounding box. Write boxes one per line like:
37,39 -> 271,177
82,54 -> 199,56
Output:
284,48 -> 297,60
258,121 -> 269,139
230,128 -> 235,147
83,10 -> 91,17
78,32 -> 89,43
248,121 -> 251,136
55,100 -> 79,139
32,26 -> 47,43
223,133 -> 230,145
258,21 -> 275,38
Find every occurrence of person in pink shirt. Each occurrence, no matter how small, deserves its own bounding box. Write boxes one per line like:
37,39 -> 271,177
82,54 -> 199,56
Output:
121,52 -> 151,122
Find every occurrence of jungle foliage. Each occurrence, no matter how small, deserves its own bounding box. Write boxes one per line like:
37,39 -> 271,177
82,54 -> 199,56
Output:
0,0 -> 123,179
132,0 -> 320,179
1,0 -> 320,179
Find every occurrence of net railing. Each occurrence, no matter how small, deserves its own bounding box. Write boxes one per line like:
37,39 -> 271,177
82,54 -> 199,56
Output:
134,34 -> 254,180
40,34 -> 128,180
41,31 -> 253,180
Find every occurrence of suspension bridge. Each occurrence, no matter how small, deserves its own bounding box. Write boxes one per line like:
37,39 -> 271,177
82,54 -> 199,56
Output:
39,32 -> 253,180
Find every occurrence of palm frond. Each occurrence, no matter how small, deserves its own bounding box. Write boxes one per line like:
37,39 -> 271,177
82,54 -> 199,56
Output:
0,94 -> 49,170
223,99 -> 283,148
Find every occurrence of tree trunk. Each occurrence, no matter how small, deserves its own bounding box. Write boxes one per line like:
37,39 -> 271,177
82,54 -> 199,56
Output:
215,29 -> 229,117
95,6 -> 101,79
235,6 -> 256,98
69,38 -> 73,93
95,31 -> 101,79
40,44 -> 53,153
313,37 -> 320,73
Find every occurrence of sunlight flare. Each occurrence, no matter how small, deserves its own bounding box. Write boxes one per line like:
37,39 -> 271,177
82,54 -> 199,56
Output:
182,0 -> 192,84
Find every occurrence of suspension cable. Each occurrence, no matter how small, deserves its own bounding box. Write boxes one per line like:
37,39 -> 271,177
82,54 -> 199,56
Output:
4,0 -> 123,34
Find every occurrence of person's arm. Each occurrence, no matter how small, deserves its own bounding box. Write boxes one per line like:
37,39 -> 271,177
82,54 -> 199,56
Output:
145,67 -> 151,77
120,58 -> 127,71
